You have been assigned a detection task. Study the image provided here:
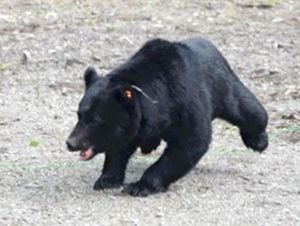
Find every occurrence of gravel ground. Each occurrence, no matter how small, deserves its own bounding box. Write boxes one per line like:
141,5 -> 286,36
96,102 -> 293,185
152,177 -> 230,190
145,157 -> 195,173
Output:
0,0 -> 299,225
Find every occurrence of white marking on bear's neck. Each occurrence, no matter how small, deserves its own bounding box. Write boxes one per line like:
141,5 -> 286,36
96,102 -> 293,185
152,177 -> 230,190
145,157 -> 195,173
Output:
130,85 -> 158,104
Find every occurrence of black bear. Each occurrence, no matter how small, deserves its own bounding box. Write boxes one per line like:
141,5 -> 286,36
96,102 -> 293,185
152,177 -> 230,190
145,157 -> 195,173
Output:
66,37 -> 268,196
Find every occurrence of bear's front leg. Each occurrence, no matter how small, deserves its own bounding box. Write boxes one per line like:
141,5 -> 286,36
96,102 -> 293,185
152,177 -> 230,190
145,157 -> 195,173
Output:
123,130 -> 211,196
94,144 -> 136,190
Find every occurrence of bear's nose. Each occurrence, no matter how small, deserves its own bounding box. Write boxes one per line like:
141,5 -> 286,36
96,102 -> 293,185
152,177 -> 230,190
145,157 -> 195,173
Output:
66,138 -> 78,151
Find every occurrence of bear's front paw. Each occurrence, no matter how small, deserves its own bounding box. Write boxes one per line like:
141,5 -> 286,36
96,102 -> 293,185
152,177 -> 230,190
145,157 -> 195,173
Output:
93,176 -> 123,190
122,179 -> 167,197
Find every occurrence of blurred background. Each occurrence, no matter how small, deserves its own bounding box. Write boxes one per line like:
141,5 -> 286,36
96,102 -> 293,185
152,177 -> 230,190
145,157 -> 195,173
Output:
0,0 -> 299,225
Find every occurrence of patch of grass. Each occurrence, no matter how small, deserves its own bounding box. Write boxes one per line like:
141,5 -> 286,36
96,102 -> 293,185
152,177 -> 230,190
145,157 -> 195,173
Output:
29,139 -> 40,147
269,125 -> 300,142
224,123 -> 237,134
106,26 -> 117,33
0,63 -> 12,71
262,0 -> 278,6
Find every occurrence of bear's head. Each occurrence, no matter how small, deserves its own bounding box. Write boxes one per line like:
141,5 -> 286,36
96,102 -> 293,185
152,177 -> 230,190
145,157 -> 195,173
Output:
66,67 -> 142,160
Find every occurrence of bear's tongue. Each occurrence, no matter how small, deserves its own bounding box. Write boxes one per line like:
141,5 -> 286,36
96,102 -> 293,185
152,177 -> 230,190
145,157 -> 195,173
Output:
79,148 -> 94,161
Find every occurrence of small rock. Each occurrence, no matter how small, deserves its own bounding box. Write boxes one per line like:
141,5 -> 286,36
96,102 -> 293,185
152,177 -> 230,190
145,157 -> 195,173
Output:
281,113 -> 300,120
155,212 -> 164,218
21,50 -> 31,64
272,18 -> 283,23
91,54 -> 101,62
64,53 -> 84,67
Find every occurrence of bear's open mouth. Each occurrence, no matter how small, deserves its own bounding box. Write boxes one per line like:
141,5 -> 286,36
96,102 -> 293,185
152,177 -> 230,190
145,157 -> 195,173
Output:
79,147 -> 96,161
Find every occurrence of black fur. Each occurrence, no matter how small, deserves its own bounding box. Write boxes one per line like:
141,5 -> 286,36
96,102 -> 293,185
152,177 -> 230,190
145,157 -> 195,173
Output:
66,37 -> 268,196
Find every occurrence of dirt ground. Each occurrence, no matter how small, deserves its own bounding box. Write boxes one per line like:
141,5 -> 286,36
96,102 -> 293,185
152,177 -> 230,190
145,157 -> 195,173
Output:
0,0 -> 299,225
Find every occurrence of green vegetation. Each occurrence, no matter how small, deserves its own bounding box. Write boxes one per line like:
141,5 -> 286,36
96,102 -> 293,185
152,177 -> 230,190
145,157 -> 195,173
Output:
29,139 -> 40,147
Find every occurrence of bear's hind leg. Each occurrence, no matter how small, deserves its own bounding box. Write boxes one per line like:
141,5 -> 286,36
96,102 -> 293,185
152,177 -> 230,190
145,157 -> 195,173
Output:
221,82 -> 268,152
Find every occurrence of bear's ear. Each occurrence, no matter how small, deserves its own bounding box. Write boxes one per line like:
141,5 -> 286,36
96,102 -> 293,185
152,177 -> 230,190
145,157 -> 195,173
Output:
84,67 -> 98,88
123,88 -> 134,101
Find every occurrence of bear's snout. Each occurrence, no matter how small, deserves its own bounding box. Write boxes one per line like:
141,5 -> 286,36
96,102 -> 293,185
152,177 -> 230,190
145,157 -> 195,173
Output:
66,137 -> 78,151
66,136 -> 86,152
